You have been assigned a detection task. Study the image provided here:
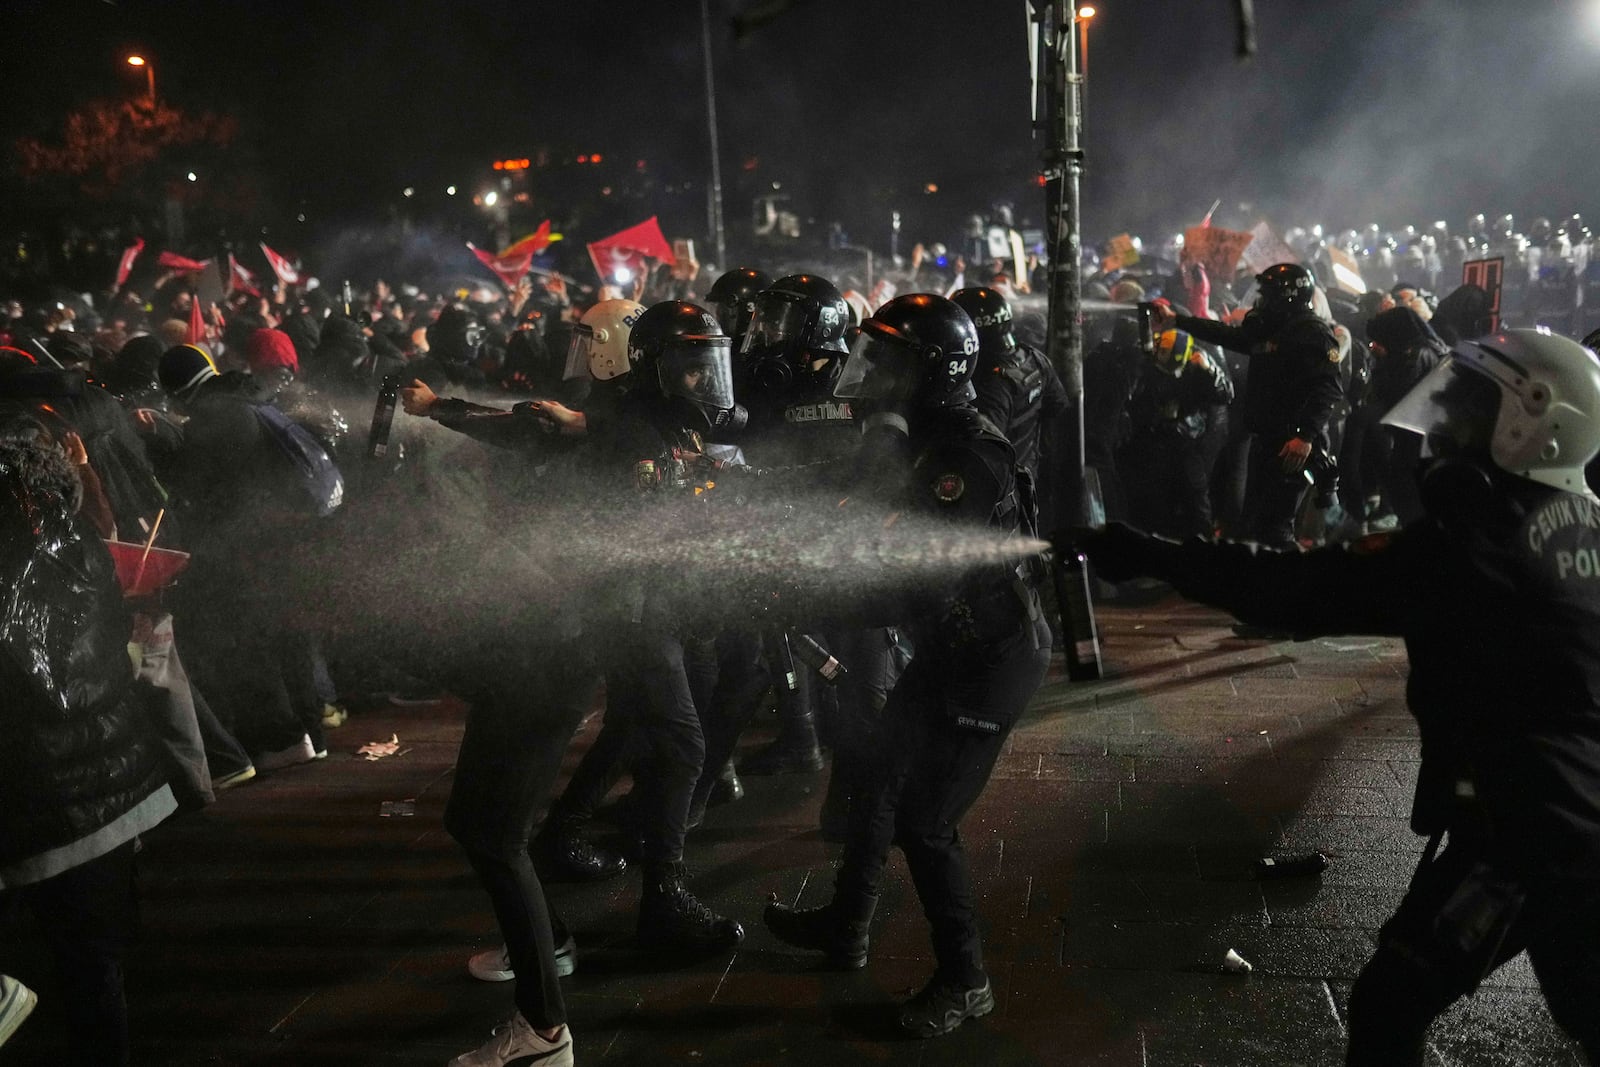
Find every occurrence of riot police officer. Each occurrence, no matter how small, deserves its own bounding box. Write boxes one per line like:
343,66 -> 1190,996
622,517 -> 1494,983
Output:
763,294 -> 1053,1038
1154,263 -> 1344,547
1079,329 -> 1600,1066
554,300 -> 745,952
721,273 -> 861,777
704,267 -> 772,348
951,285 -> 1070,530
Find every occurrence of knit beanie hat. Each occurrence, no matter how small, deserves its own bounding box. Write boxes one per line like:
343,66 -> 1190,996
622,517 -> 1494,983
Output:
246,328 -> 299,377
158,344 -> 218,397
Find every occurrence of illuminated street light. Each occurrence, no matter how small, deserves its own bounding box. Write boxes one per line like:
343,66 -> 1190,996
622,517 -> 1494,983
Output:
483,190 -> 499,207
446,185 -> 457,196
403,187 -> 415,198
126,54 -> 156,105
1076,5 -> 1095,17
186,171 -> 197,182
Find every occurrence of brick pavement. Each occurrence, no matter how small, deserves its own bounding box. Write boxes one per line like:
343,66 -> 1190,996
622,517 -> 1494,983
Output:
1,595 -> 1584,1065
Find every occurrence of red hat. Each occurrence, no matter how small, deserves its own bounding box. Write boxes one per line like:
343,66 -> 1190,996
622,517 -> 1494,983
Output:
246,328 -> 299,377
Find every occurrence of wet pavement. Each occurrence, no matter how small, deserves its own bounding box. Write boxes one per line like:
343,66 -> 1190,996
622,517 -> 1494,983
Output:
1,593 -> 1585,1065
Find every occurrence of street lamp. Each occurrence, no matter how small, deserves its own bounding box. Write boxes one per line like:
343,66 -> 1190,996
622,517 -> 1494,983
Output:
1075,7 -> 1095,95
126,54 -> 155,105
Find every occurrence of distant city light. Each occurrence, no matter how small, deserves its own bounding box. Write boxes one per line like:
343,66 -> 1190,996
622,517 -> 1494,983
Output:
296,213 -> 306,222
446,185 -> 457,196
924,182 -> 939,194
403,187 -> 415,198
126,55 -> 146,66
483,191 -> 499,207
186,171 -> 197,182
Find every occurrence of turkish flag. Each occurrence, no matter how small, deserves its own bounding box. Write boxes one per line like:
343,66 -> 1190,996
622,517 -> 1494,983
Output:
186,293 -> 206,346
497,220 -> 554,261
586,216 -> 675,284
467,243 -> 534,289
157,250 -> 210,273
228,254 -> 261,297
116,238 -> 145,289
260,242 -> 300,286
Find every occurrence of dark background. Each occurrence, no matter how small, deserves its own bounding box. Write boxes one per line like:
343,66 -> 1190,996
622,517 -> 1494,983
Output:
3,0 -> 1596,260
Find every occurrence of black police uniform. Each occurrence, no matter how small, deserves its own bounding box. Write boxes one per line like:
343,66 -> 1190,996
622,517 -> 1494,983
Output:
1083,475 -> 1600,1064
807,407 -> 1053,994
1178,310 -> 1344,546
972,340 -> 1070,530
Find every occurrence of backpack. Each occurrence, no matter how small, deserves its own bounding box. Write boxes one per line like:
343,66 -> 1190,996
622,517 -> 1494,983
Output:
252,402 -> 345,517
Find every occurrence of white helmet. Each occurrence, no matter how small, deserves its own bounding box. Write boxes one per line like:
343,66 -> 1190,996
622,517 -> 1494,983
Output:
564,299 -> 645,381
1383,328 -> 1600,497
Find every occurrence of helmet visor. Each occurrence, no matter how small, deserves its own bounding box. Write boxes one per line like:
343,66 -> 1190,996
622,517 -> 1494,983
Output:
1380,358 -> 1500,457
657,339 -> 735,411
834,326 -> 917,402
564,323 -> 594,381
740,294 -> 807,358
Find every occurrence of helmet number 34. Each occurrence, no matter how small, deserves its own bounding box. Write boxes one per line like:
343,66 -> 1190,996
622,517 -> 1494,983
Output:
948,359 -> 969,376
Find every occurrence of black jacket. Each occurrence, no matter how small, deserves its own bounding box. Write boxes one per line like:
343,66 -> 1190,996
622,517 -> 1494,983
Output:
1178,311 -> 1344,443
0,446 -> 171,881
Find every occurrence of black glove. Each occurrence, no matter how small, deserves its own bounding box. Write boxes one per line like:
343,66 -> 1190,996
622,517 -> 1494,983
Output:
1072,522 -> 1161,584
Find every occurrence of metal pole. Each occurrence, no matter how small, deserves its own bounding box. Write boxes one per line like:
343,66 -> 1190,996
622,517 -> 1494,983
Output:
1037,0 -> 1102,680
700,0 -> 728,270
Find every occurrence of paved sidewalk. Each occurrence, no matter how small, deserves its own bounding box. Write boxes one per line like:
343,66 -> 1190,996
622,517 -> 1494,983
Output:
1,595 -> 1583,1065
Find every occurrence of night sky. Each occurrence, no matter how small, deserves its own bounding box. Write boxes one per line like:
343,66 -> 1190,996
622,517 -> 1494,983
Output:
6,0 -> 1599,253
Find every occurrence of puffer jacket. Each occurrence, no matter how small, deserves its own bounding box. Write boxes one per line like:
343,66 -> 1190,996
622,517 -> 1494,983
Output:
0,441 -> 173,885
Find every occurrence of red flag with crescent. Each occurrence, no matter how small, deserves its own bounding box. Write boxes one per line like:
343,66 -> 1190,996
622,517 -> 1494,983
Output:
228,254 -> 261,297
467,243 -> 534,289
116,238 -> 145,289
260,242 -> 300,286
586,216 -> 675,284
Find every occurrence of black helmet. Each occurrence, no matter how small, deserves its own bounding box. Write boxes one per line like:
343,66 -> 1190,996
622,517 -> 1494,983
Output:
426,304 -> 484,364
1253,263 -> 1317,323
740,273 -> 850,370
627,301 -> 738,435
950,286 -> 1017,356
834,293 -> 979,410
705,267 -> 772,341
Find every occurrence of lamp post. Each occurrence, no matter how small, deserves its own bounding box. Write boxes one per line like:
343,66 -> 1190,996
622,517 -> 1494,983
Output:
1032,0 -> 1103,679
699,0 -> 728,270
126,54 -> 155,106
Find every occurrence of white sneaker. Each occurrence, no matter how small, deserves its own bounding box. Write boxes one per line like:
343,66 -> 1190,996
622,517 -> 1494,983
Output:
449,1015 -> 572,1067
467,944 -> 513,983
0,974 -> 37,1048
258,734 -> 317,771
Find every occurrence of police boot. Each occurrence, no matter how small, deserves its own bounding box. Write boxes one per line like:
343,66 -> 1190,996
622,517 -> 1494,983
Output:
763,891 -> 877,970
687,760 -> 743,831
534,810 -> 628,883
710,760 -> 744,805
637,862 -> 745,952
740,710 -> 824,776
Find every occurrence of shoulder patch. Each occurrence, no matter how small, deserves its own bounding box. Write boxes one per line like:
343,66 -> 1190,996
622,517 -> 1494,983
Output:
933,472 -> 965,503
1328,346 -> 1343,363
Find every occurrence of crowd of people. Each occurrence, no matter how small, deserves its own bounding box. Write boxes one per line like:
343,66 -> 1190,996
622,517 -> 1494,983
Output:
4,203 -> 1600,1066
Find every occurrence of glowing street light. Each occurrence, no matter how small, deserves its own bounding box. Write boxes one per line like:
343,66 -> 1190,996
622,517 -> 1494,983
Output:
1075,6 -> 1096,86
483,190 -> 499,207
126,54 -> 155,105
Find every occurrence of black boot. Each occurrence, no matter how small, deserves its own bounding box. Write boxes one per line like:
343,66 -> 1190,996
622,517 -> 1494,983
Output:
763,892 -> 876,970
709,760 -> 744,805
534,812 -> 628,883
638,862 -> 745,952
740,713 -> 824,775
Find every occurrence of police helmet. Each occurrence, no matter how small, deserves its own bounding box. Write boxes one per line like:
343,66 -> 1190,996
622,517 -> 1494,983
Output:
1253,263 -> 1317,324
1383,328 -> 1600,497
950,286 -> 1017,356
704,267 -> 772,342
628,301 -> 738,434
834,293 -> 980,410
